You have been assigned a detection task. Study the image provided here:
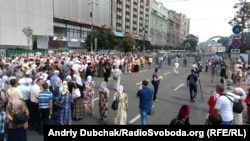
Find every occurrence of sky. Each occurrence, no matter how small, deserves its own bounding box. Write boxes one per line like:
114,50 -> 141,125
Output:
158,0 -> 238,42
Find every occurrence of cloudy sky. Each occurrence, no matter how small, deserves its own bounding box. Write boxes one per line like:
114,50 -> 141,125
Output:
158,0 -> 238,42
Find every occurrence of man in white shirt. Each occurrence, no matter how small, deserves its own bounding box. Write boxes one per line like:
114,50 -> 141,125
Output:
214,83 -> 234,125
174,61 -> 180,74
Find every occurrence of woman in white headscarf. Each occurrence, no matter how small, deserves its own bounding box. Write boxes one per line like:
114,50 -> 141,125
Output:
57,81 -> 72,125
98,81 -> 109,124
113,85 -> 128,125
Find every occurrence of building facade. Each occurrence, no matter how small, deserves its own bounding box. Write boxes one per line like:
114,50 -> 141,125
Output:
0,0 -> 189,52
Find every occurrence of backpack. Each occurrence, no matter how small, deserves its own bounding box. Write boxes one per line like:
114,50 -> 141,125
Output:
189,74 -> 196,85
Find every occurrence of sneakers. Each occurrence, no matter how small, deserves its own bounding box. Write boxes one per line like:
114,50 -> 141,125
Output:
191,99 -> 196,103
154,99 -> 159,102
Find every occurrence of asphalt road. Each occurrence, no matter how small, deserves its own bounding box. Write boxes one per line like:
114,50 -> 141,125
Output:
27,56 -> 248,140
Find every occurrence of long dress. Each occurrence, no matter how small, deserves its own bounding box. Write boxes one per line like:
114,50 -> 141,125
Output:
99,89 -> 109,122
113,92 -> 128,125
56,92 -> 72,125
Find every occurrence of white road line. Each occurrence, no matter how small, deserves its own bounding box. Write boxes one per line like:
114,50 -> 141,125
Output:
139,70 -> 148,73
136,79 -> 149,85
129,115 -> 140,124
164,72 -> 171,75
174,84 -> 184,91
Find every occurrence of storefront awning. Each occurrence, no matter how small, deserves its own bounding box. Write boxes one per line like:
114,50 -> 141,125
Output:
114,31 -> 124,37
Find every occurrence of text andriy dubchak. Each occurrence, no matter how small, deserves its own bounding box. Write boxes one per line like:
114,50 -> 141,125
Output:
47,128 -> 205,138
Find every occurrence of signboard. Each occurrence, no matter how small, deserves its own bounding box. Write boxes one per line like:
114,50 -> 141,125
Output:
232,25 -> 242,34
231,39 -> 241,48
231,49 -> 240,53
232,35 -> 241,39
231,53 -> 240,59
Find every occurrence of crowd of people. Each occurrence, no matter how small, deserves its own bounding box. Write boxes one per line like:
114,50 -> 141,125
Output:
0,52 -> 250,141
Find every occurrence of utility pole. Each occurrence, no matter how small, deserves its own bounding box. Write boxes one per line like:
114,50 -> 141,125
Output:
88,0 -> 98,53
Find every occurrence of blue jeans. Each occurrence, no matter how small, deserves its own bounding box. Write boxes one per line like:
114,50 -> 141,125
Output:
140,109 -> 149,125
221,120 -> 233,125
189,84 -> 197,100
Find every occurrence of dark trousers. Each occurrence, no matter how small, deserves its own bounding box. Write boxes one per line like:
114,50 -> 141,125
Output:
39,108 -> 50,134
29,102 -> 41,132
189,84 -> 197,100
153,83 -> 159,101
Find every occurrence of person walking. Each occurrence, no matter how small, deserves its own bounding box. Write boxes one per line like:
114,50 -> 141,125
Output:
151,68 -> 162,102
174,61 -> 179,75
112,65 -> 122,90
113,85 -> 128,125
136,80 -> 153,125
186,69 -> 198,103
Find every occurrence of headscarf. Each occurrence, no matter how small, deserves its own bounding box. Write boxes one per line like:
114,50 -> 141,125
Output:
99,81 -> 109,93
61,81 -> 69,95
117,85 -> 124,96
87,75 -> 92,83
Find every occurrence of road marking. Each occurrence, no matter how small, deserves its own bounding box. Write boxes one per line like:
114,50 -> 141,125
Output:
136,79 -> 149,85
129,115 -> 140,124
174,83 -> 184,91
164,72 -> 171,75
140,70 -> 148,73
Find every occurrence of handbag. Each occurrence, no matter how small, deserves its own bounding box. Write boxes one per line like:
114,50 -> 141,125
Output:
224,95 -> 244,113
72,88 -> 81,99
13,112 -> 29,125
111,95 -> 119,110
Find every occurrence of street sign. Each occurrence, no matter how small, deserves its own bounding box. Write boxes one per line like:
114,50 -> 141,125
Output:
232,25 -> 242,34
231,49 -> 240,53
231,39 -> 241,48
231,53 -> 240,59
232,35 -> 241,39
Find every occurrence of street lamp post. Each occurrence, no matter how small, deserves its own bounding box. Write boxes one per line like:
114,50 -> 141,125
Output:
88,0 -> 98,53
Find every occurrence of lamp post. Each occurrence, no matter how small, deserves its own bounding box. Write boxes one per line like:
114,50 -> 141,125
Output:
88,0 -> 98,53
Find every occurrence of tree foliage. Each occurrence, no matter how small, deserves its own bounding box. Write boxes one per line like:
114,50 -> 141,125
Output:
183,34 -> 199,51
118,35 -> 135,53
217,37 -> 230,48
22,27 -> 34,50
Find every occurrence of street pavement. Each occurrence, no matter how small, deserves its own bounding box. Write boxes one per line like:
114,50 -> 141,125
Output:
26,56 -> 249,141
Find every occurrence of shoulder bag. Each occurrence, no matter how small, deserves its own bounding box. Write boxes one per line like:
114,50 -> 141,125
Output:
11,104 -> 29,125
224,94 -> 244,114
111,94 -> 119,110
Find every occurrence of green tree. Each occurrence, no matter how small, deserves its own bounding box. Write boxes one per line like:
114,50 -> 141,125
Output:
217,37 -> 230,48
85,25 -> 116,52
22,27 -> 33,50
54,33 -> 65,48
118,35 -> 135,53
183,34 -> 199,51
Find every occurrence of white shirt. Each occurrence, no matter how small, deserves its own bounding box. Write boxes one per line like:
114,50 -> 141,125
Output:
174,62 -> 179,68
29,84 -> 41,103
215,94 -> 234,122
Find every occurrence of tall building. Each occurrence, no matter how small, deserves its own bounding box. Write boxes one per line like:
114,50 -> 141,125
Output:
150,0 -> 168,46
0,0 -> 189,52
0,0 -> 53,49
